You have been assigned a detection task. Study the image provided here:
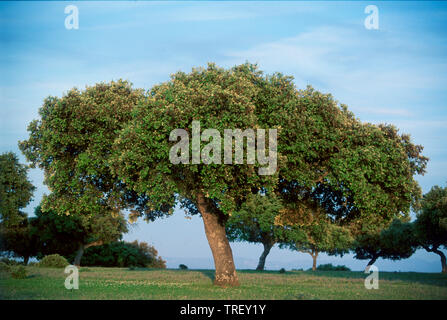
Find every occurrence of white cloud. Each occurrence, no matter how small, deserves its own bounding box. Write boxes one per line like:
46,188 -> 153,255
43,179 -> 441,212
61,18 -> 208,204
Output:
224,25 -> 447,95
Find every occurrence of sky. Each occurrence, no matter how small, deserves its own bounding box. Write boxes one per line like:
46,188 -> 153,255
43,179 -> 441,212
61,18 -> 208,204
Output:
1,1 -> 446,272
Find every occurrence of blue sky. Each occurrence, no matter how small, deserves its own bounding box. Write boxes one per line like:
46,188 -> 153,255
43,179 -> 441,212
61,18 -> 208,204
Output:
1,1 -> 446,272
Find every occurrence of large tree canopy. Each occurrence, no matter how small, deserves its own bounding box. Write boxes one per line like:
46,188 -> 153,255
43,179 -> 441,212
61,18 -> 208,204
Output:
20,63 -> 428,286
112,63 -> 427,286
19,80 -> 146,218
0,152 -> 35,228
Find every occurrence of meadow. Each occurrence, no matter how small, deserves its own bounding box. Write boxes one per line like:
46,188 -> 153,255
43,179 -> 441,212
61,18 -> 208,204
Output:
1,267 -> 447,300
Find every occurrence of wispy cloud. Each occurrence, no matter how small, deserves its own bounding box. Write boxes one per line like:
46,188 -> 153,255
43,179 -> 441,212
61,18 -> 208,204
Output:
224,25 -> 447,92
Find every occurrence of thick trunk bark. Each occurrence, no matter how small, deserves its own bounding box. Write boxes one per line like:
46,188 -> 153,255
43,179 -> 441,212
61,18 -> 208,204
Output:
433,249 -> 447,274
23,256 -> 29,266
311,251 -> 318,271
197,192 -> 239,287
365,255 -> 379,272
256,242 -> 274,271
74,244 -> 84,267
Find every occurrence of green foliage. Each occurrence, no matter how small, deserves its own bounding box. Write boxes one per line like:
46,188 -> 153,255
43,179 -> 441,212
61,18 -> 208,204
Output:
414,185 -> 447,250
74,241 -> 166,268
414,185 -> 447,272
316,263 -> 350,271
279,268 -> 286,273
0,257 -> 20,266
179,264 -> 188,270
353,219 -> 417,266
0,152 -> 35,228
279,210 -> 354,258
226,192 -> 283,245
0,261 -> 10,272
0,217 -> 39,264
38,254 -> 69,268
19,64 -> 428,281
31,205 -> 128,259
19,80 -> 145,221
10,265 -> 28,279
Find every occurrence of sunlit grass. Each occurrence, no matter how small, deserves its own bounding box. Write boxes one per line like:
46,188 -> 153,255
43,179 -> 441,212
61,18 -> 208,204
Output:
1,267 -> 446,300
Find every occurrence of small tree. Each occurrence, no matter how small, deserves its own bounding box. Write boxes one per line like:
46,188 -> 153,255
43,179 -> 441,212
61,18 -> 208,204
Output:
414,185 -> 447,273
353,219 -> 417,271
74,240 -> 166,268
0,217 -> 39,265
278,202 -> 353,271
226,193 -> 284,270
0,152 -> 35,228
31,205 -> 128,266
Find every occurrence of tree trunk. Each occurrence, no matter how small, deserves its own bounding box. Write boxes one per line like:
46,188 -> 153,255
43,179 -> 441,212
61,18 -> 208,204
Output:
311,251 -> 318,271
365,255 -> 378,272
23,256 -> 29,266
197,192 -> 239,287
74,244 -> 84,267
433,249 -> 447,273
256,242 -> 274,271
73,240 -> 104,267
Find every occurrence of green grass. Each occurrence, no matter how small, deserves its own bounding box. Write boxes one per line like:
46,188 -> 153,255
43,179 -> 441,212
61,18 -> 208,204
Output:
1,267 -> 446,300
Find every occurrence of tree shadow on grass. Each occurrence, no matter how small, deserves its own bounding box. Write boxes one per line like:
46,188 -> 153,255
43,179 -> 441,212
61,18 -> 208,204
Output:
196,269 -> 215,283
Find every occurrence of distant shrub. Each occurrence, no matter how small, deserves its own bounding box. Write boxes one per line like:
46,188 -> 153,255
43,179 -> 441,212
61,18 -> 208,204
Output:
38,254 -> 69,268
74,241 -> 166,268
279,268 -> 286,274
316,263 -> 351,271
0,261 -> 11,272
0,257 -> 20,266
27,261 -> 38,267
179,264 -> 188,270
10,265 -> 28,279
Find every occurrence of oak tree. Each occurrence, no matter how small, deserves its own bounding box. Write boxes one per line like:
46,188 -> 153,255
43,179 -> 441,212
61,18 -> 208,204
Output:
0,152 -> 35,228
31,205 -> 128,266
112,63 -> 426,286
414,185 -> 447,273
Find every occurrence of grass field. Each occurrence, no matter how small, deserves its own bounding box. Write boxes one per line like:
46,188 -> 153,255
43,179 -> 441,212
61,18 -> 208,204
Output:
1,267 -> 447,300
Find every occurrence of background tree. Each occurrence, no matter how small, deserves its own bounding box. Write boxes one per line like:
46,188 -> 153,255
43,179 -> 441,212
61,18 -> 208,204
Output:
73,240 -> 166,268
18,80 -> 146,245
32,204 -> 128,266
0,152 -> 35,228
226,193 -> 284,270
0,216 -> 39,265
414,185 -> 447,273
278,199 -> 353,271
353,218 -> 417,271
